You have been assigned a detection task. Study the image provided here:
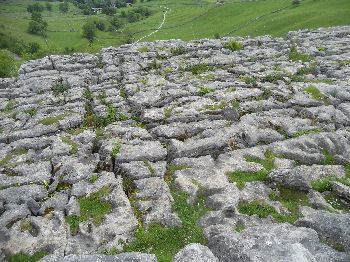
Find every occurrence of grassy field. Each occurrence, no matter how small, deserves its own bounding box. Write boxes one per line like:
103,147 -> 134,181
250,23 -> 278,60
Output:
0,0 -> 349,56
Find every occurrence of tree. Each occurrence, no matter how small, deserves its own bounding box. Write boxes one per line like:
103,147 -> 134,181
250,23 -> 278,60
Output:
102,7 -> 116,15
27,3 -> 44,13
82,22 -> 96,43
59,2 -> 69,13
46,2 -> 52,12
0,50 -> 17,78
28,12 -> 48,35
26,42 -> 40,54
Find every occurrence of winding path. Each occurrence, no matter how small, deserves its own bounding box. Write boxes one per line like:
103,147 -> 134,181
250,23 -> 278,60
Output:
134,7 -> 170,43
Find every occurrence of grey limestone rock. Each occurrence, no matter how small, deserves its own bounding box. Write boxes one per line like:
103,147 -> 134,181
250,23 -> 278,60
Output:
296,211 -> 350,252
208,223 -> 350,262
172,243 -> 218,262
268,165 -> 346,190
1,26 -> 350,261
330,181 -> 350,201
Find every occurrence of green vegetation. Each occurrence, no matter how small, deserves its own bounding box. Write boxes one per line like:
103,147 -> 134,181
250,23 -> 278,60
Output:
222,40 -> 243,51
37,112 -> 70,125
61,136 -> 78,154
171,46 -> 187,56
339,61 -> 350,66
24,108 -> 38,117
66,186 -> 112,234
227,170 -> 268,189
238,196 -> 305,224
197,102 -> 227,111
303,86 -> 328,104
6,251 -> 47,262
84,105 -> 117,128
288,46 -> 311,62
164,165 -> 190,180
107,164 -> 209,262
89,174 -> 99,183
264,73 -> 284,83
197,86 -> 214,96
52,83 -> 70,96
244,76 -> 257,86
245,150 -> 276,171
308,79 -> 336,85
269,186 -> 309,215
185,64 -> 213,75
0,50 -> 17,78
227,150 -> 276,189
138,46 -> 149,52
294,128 -> 323,137
144,160 -> 154,176
2,99 -> 15,113
0,150 -> 28,167
164,108 -> 172,118
235,225 -> 245,232
110,140 -> 121,158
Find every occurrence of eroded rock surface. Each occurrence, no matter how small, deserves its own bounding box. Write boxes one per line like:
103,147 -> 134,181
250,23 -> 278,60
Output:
1,26 -> 350,261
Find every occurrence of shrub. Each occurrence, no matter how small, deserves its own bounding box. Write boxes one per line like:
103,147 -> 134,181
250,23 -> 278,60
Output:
222,40 -> 243,51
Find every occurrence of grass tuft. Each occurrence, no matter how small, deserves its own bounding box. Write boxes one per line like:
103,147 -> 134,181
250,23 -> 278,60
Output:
37,112 -> 70,125
6,251 -> 47,262
226,170 -> 268,189
288,46 -> 311,62
66,186 -> 112,234
61,136 -> 78,154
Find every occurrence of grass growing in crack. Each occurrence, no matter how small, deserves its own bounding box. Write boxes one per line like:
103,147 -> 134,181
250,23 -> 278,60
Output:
61,136 -> 78,154
6,251 -> 47,262
222,40 -> 243,51
294,128 -> 323,137
116,166 -> 210,262
110,140 -> 121,158
235,225 -> 245,232
37,112 -> 70,125
171,46 -> 187,55
51,83 -> 70,96
238,198 -> 304,224
245,150 -> 276,171
339,60 -> 350,67
269,186 -> 310,214
2,100 -> 15,113
143,160 -> 154,176
0,150 -> 28,167
288,46 -> 311,62
24,108 -> 38,117
138,46 -> 148,52
323,191 -> 350,213
164,108 -> 172,118
197,86 -> 213,96
322,147 -> 334,165
264,73 -> 284,83
196,102 -> 227,111
226,170 -> 268,189
89,174 -> 99,183
303,86 -> 328,104
185,64 -> 213,75
66,186 -> 112,234
164,165 -> 191,182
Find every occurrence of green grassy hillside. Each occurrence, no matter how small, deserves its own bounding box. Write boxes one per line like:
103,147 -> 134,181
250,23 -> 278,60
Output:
0,0 -> 349,58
